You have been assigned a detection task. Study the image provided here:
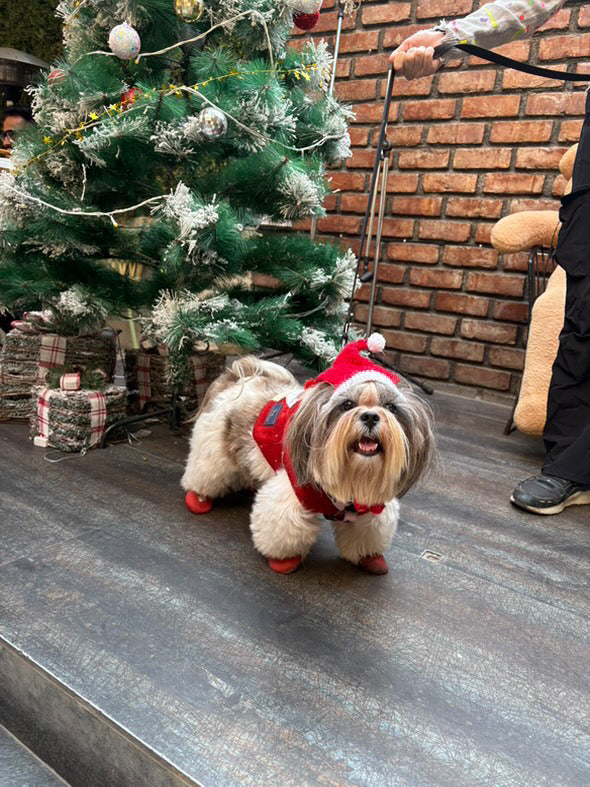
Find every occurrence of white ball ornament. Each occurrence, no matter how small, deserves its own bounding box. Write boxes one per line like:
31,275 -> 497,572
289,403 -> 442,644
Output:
108,23 -> 141,60
198,107 -> 228,139
367,333 -> 386,353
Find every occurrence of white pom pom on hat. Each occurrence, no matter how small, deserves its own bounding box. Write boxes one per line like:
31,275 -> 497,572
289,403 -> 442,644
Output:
305,333 -> 399,392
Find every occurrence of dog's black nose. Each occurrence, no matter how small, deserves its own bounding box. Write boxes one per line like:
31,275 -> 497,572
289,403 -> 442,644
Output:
360,411 -> 380,428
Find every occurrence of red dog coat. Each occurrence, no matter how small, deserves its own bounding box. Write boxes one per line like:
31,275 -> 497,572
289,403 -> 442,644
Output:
252,397 -> 384,520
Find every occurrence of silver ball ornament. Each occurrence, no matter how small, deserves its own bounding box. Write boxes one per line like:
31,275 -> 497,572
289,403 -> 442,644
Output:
108,23 -> 141,60
198,107 -> 228,139
174,0 -> 204,22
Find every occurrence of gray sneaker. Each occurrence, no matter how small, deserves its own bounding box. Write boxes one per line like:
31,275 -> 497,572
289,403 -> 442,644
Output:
510,474 -> 590,515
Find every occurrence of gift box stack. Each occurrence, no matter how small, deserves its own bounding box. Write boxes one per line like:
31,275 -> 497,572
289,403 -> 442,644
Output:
0,319 -> 117,421
30,371 -> 127,453
125,345 -> 226,413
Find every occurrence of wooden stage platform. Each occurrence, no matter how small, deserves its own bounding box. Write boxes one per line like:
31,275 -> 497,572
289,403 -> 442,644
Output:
0,391 -> 588,786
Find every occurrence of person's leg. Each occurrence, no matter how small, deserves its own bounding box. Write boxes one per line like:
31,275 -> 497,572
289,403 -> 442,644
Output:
511,229 -> 590,513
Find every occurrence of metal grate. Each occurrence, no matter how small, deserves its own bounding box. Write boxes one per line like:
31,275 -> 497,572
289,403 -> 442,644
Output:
420,549 -> 445,563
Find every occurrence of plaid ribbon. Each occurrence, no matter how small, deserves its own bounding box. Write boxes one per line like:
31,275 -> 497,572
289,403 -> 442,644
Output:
33,387 -> 107,450
60,372 -> 81,391
37,334 -> 67,383
192,355 -> 208,406
136,352 -> 152,409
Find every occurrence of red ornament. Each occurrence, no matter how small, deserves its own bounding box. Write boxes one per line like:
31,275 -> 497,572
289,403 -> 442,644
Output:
293,10 -> 320,30
48,68 -> 65,84
121,87 -> 141,107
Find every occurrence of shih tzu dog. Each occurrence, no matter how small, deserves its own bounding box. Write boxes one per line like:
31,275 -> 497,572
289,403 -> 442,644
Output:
182,334 -> 434,575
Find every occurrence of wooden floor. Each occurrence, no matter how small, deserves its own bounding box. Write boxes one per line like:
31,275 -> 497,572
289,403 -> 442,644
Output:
0,391 -> 589,786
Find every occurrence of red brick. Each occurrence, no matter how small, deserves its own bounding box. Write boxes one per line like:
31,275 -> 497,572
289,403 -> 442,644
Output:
361,3 -> 411,25
381,288 -> 432,309
431,337 -> 485,362
352,103 -> 398,123
404,312 -> 457,335
474,224 -> 493,245
340,194 -> 372,213
461,319 -> 518,344
455,364 -> 511,390
558,120 -> 583,143
446,198 -> 504,219
329,172 -> 365,192
461,95 -> 521,119
438,70 -> 497,94
435,292 -> 489,316
383,25 -> 439,49
503,252 -> 530,273
381,330 -> 428,354
427,123 -> 485,145
492,301 -> 529,323
489,347 -> 525,370
389,126 -> 423,147
355,54 -> 391,76
336,79 -> 377,101
539,33 -> 590,60
403,99 -> 456,122
379,218 -> 415,238
490,121 -> 553,144
348,127 -> 369,146
386,242 -> 440,263
418,220 -> 471,242
306,10 -> 357,34
538,8 -> 570,31
347,149 -> 377,169
339,31 -> 380,53
335,60 -> 352,79
483,174 -> 545,194
502,69 -> 564,90
443,246 -> 499,269
515,148 -> 568,170
385,173 -> 420,193
580,6 -> 590,26
316,215 -> 361,234
468,40 -> 530,65
466,272 -> 525,297
508,198 -> 560,212
398,150 -> 450,169
389,76 -> 434,97
354,304 -> 401,328
525,92 -> 586,116
409,268 -> 464,289
391,196 -> 442,216
400,355 -> 450,380
416,0 -> 472,18
377,264 -> 406,284
454,149 -> 512,169
423,174 -> 478,193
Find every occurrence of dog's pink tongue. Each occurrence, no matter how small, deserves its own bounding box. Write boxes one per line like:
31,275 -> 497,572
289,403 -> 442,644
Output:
358,438 -> 379,454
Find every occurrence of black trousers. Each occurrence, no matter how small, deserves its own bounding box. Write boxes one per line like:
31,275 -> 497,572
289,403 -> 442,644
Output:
542,104 -> 590,484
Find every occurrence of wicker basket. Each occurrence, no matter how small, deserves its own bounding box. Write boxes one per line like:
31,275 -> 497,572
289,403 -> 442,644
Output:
30,385 -> 128,452
0,330 -> 116,421
124,350 -> 226,412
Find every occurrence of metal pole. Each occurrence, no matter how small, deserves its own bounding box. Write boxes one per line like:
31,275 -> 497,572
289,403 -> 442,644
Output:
366,144 -> 391,335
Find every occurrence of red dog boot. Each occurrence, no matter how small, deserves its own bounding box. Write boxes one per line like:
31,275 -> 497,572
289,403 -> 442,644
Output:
267,555 -> 302,574
358,554 -> 389,575
185,490 -> 213,515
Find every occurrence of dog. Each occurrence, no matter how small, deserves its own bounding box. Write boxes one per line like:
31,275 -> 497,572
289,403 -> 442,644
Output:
181,335 -> 434,574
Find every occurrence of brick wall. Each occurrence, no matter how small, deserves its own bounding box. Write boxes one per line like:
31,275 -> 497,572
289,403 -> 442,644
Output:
292,0 -> 588,396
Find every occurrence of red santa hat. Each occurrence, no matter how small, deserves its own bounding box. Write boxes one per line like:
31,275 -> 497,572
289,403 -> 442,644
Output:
305,333 -> 399,392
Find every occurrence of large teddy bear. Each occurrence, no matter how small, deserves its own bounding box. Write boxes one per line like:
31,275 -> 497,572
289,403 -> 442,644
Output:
490,145 -> 577,436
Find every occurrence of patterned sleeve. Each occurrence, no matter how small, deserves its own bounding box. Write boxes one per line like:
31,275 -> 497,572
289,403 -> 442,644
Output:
435,0 -> 568,55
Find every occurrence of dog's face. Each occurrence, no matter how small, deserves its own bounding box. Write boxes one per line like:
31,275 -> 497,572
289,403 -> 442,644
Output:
286,379 -> 433,506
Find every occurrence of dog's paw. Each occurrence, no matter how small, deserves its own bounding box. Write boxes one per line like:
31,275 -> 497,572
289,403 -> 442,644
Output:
185,491 -> 213,515
358,554 -> 389,575
267,555 -> 302,574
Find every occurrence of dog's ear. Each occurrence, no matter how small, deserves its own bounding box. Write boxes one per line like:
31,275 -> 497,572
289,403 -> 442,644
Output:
285,383 -> 333,485
396,385 -> 435,497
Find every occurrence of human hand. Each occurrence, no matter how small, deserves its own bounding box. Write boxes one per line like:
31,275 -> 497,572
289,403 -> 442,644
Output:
389,30 -> 445,79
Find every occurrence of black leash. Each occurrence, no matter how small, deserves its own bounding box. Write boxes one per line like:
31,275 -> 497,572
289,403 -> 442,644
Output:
432,38 -> 590,80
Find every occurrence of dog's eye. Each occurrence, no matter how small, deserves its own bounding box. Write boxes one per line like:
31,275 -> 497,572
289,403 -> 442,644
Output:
340,399 -> 355,411
385,402 -> 398,414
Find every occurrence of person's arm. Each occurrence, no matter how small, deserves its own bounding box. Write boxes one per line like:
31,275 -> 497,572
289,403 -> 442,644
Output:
390,0 -> 568,79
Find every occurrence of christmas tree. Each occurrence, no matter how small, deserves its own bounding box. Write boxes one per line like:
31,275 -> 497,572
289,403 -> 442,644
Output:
0,0 -> 356,381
